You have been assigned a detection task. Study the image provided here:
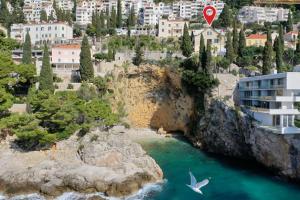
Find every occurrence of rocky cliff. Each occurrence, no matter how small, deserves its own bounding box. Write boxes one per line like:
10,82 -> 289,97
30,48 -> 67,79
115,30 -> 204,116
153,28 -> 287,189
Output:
189,100 -> 300,181
0,127 -> 163,198
110,65 -> 194,133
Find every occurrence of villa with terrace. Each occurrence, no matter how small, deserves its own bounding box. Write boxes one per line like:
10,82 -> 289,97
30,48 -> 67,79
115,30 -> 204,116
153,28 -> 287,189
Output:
238,71 -> 300,134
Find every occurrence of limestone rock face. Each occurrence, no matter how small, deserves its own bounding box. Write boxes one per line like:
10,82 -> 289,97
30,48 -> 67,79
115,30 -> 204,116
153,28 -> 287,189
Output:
0,128 -> 163,198
190,100 -> 300,180
110,65 -> 194,134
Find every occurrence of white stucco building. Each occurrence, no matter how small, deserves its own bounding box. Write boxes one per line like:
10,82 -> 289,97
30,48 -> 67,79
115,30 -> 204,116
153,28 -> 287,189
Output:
238,72 -> 300,134
10,22 -> 73,45
158,18 -> 188,37
23,0 -> 55,22
238,6 -> 289,24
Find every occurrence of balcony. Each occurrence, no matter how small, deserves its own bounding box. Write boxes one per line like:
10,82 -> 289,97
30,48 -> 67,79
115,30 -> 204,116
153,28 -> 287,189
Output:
239,84 -> 285,90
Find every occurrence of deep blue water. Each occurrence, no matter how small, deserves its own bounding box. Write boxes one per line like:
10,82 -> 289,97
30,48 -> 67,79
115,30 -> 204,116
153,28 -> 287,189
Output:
140,137 -> 300,200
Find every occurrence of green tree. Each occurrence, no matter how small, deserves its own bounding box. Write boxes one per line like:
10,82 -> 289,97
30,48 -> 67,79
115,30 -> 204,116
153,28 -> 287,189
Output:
274,37 -> 283,72
287,12 -> 294,33
79,35 -> 94,81
205,41 -> 212,74
225,31 -> 234,63
198,33 -> 205,71
116,0 -> 122,28
106,7 -> 110,29
40,9 -> 48,22
22,32 -> 32,64
278,24 -> 284,47
181,23 -> 193,57
0,0 -> 10,25
294,31 -> 300,65
110,6 -> 117,28
238,28 -> 246,57
127,5 -> 136,27
262,30 -> 273,75
133,39 -> 143,66
72,0 -> 76,21
217,4 -> 232,28
232,20 -> 239,55
39,45 -> 54,91
96,13 -> 102,38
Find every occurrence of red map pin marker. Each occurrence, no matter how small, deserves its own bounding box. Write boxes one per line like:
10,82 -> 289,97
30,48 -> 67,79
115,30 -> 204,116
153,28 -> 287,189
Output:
203,5 -> 217,26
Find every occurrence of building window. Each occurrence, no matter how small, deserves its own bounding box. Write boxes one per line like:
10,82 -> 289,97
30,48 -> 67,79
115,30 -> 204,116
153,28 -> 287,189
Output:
162,29 -> 164,32
207,31 -> 212,35
58,51 -> 61,55
55,26 -> 57,30
62,34 -> 64,37
58,58 -> 61,62
72,59 -> 74,63
48,26 -> 51,31
214,39 -> 219,43
72,51 -> 74,55
62,27 -> 64,30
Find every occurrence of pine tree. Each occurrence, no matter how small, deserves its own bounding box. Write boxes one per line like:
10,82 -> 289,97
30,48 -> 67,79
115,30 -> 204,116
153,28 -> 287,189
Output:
22,32 -> 32,64
287,12 -> 294,33
79,35 -> 94,81
225,31 -> 234,63
198,33 -> 205,71
39,45 -> 54,91
133,39 -> 143,66
218,4 -> 232,28
181,23 -> 193,57
274,36 -> 283,72
238,28 -> 246,57
294,31 -> 300,65
40,9 -> 48,22
116,0 -> 122,28
232,20 -> 239,55
262,30 -> 273,75
110,6 -> 117,28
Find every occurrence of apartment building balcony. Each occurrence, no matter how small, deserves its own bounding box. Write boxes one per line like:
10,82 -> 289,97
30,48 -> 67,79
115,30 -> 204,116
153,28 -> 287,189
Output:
241,95 -> 300,102
239,84 -> 285,90
243,106 -> 300,115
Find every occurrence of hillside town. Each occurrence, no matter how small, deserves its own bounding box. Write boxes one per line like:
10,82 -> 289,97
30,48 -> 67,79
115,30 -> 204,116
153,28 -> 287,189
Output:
2,0 -> 300,199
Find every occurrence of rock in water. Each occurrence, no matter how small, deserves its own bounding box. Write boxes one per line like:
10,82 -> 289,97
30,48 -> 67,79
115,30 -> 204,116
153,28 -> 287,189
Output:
0,128 -> 163,198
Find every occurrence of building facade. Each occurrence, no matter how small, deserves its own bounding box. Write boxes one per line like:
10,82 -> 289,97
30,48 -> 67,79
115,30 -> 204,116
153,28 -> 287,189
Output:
23,0 -> 55,22
193,27 -> 226,56
10,22 -> 73,45
158,18 -> 188,37
238,72 -> 300,134
246,34 -> 267,47
238,6 -> 289,24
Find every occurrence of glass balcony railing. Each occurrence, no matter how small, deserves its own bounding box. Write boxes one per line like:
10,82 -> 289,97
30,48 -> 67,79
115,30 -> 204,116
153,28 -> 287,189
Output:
239,84 -> 285,90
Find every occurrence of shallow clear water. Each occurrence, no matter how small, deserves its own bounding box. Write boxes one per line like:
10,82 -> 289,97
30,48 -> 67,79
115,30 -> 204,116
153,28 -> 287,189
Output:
140,137 -> 300,200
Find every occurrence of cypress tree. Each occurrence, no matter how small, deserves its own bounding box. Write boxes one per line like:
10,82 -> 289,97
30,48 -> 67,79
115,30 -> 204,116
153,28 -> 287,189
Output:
201,46 -> 207,71
79,35 -> 94,81
287,12 -> 293,33
116,0 -> 122,28
0,0 -> 10,24
225,31 -> 234,63
238,28 -> 246,57
106,7 -> 110,29
274,36 -> 283,72
198,33 -> 205,71
72,0 -> 77,21
100,11 -> 105,29
96,13 -> 102,38
128,5 -> 136,27
110,6 -> 117,28
278,24 -> 284,47
294,31 -> 300,65
218,4 -> 232,28
40,9 -> 48,22
232,20 -> 238,55
205,41 -> 212,75
181,23 -> 193,57
262,30 -> 273,75
92,12 -> 96,26
22,31 -> 32,64
39,44 -> 54,91
133,39 -> 143,66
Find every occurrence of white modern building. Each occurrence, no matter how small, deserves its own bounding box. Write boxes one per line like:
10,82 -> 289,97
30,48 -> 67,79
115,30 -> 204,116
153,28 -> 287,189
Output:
10,22 -> 73,45
23,0 -> 55,22
238,6 -> 289,24
238,72 -> 300,134
56,0 -> 74,11
158,18 -> 188,37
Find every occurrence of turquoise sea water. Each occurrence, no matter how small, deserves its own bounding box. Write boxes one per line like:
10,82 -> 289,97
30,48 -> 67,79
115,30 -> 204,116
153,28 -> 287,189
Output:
140,137 -> 300,200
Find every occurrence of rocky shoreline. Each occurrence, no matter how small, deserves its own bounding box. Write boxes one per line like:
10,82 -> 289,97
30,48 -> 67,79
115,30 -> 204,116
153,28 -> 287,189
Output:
189,100 -> 300,181
0,127 -> 163,199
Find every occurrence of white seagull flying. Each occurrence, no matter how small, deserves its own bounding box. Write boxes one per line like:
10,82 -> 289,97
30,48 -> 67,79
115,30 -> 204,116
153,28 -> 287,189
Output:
186,171 -> 209,195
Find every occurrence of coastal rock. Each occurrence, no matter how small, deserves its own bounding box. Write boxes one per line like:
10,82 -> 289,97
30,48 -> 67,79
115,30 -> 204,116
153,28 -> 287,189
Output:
0,128 -> 163,198
110,65 -> 194,134
190,100 -> 300,180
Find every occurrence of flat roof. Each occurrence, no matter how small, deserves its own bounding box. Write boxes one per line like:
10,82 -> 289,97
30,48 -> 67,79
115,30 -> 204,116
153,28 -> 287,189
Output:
239,72 -> 300,82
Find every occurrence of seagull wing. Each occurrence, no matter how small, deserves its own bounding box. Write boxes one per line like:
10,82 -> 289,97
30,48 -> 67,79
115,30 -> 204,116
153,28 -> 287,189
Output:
195,179 -> 209,189
189,171 -> 197,187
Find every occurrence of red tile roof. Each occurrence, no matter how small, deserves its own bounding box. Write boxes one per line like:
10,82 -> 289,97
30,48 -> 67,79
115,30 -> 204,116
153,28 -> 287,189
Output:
246,34 -> 267,39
